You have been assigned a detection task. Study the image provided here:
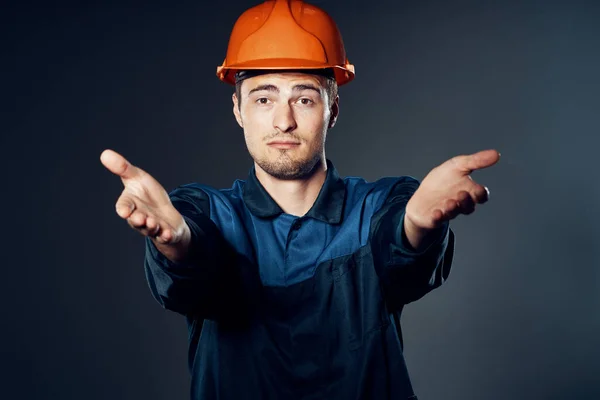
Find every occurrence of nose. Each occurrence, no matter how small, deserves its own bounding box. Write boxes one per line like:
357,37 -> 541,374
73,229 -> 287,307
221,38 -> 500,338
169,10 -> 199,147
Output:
273,103 -> 297,133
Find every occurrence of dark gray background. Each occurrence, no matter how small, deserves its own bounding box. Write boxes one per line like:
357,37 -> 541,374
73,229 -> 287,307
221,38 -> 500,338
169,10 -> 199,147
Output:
3,0 -> 600,399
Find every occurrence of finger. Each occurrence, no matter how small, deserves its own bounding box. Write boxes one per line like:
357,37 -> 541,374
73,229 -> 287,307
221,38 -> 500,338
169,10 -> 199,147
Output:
456,190 -> 476,215
100,149 -> 143,180
127,210 -> 147,229
159,228 -> 173,243
453,149 -> 500,173
145,216 -> 161,236
471,184 -> 490,204
431,208 -> 445,225
137,224 -> 163,239
115,196 -> 135,219
442,198 -> 461,220
151,227 -> 174,244
130,215 -> 175,243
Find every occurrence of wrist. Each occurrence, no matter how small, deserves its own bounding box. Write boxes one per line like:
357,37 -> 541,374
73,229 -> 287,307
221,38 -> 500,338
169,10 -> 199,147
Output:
402,213 -> 441,252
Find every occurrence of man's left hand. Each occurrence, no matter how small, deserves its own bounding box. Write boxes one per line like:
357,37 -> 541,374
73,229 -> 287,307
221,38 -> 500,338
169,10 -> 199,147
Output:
403,149 -> 500,250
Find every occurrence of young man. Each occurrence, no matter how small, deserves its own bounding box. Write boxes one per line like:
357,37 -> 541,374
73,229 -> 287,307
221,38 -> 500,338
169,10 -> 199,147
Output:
101,0 -> 499,398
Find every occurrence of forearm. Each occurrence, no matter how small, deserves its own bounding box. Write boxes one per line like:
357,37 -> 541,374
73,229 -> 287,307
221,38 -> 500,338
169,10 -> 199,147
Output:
142,185 -> 243,318
383,217 -> 453,306
370,177 -> 454,308
144,214 -> 230,317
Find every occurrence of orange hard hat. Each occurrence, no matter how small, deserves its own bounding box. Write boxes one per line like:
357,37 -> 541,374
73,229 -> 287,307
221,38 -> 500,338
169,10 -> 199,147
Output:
216,0 -> 355,86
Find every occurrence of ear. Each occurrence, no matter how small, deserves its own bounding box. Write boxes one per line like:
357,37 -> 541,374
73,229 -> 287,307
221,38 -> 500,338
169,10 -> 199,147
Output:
232,93 -> 243,128
328,95 -> 339,129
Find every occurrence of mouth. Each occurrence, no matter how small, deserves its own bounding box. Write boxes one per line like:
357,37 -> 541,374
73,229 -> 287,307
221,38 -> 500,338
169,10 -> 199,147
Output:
267,141 -> 301,149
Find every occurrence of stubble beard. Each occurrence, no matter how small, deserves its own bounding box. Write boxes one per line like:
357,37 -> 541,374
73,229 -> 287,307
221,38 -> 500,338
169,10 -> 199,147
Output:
255,149 -> 322,180
249,129 -> 326,180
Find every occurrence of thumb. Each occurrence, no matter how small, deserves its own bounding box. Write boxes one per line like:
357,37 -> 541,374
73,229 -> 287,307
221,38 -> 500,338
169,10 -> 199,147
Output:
453,149 -> 500,173
100,149 -> 142,180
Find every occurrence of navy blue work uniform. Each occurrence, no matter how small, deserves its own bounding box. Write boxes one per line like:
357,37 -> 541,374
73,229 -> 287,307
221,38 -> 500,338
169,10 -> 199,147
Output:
144,160 -> 454,400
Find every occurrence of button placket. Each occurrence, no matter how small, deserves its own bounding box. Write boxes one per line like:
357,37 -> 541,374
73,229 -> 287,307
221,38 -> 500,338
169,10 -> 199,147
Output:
283,218 -> 302,284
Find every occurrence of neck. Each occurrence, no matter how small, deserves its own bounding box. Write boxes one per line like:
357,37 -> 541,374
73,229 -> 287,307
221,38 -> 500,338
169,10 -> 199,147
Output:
255,159 -> 328,217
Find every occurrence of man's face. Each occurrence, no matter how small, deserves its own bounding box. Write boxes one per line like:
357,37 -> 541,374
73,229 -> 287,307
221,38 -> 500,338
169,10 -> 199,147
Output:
232,72 -> 338,180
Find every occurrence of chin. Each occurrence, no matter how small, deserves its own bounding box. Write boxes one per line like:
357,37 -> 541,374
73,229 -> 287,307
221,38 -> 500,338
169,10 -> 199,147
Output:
257,153 -> 321,180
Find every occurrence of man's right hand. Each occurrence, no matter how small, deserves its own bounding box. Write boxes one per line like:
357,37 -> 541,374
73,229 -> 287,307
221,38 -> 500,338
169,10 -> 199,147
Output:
100,149 -> 191,262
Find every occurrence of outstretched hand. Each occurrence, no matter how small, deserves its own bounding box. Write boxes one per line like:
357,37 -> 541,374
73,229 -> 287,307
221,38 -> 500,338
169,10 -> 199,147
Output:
404,149 -> 500,248
100,149 -> 189,246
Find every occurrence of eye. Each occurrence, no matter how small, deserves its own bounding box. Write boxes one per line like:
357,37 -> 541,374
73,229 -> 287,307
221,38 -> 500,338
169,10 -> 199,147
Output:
255,97 -> 270,105
298,98 -> 314,105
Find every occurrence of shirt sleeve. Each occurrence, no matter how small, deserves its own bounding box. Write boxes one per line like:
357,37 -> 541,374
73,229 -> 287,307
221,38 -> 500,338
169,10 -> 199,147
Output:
143,184 -> 242,320
369,176 -> 455,310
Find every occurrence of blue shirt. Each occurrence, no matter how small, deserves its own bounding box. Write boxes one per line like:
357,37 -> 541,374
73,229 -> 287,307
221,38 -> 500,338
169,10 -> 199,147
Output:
144,160 -> 454,400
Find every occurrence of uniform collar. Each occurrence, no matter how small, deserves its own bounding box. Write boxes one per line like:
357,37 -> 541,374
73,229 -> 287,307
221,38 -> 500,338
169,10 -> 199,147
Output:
242,159 -> 346,224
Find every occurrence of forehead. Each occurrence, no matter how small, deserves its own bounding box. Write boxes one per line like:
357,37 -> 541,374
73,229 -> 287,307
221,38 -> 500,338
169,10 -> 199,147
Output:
241,72 -> 326,93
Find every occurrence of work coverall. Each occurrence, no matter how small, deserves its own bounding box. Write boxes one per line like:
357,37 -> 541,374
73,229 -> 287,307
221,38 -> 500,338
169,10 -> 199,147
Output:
144,159 -> 454,400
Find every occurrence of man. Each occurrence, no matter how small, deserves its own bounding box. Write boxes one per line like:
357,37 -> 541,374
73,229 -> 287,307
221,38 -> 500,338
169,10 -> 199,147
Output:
100,0 -> 499,398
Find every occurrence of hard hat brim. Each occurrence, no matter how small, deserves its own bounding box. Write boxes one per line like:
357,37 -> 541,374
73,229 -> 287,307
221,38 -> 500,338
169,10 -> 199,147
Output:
217,58 -> 355,86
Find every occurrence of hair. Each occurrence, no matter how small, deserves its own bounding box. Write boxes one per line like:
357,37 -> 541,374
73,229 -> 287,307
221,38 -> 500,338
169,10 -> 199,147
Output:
235,74 -> 338,110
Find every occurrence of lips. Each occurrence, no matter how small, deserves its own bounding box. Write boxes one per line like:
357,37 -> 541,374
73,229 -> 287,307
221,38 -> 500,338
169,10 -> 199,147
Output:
268,141 -> 301,149
268,141 -> 300,145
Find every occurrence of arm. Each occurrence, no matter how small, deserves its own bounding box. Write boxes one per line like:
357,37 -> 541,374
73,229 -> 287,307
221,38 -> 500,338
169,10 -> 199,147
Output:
144,185 -> 240,319
370,149 -> 500,309
100,149 -> 244,320
370,177 -> 455,309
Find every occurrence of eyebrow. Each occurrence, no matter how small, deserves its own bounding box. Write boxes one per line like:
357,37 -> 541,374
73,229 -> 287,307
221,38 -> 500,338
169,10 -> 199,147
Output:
248,83 -> 321,96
